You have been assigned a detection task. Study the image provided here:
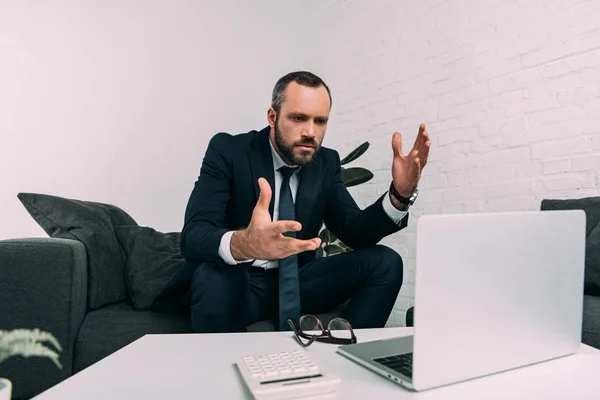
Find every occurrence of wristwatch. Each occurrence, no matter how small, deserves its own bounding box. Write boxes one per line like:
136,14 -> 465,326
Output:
389,181 -> 419,207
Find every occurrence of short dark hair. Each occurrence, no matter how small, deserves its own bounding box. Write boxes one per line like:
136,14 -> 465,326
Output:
271,71 -> 332,114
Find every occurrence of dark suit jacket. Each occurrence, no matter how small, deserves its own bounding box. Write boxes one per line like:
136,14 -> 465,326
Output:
153,126 -> 408,313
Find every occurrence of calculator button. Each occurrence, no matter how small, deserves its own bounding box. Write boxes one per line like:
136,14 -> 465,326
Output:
240,350 -> 323,385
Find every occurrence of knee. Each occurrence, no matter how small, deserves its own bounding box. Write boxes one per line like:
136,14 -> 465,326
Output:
371,244 -> 403,286
190,263 -> 247,332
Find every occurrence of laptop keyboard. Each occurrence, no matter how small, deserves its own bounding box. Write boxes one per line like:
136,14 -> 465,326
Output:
373,353 -> 413,378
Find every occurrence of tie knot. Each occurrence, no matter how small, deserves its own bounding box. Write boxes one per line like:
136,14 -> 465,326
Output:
278,166 -> 296,182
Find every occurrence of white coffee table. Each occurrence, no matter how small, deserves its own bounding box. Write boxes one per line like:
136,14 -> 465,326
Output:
33,327 -> 600,399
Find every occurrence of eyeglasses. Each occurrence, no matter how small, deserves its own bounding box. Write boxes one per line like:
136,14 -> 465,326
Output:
287,314 -> 357,347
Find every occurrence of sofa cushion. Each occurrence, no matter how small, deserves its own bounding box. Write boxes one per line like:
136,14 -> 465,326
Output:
18,193 -> 138,310
583,295 -> 600,350
541,197 -> 600,296
114,225 -> 185,311
73,302 -> 192,373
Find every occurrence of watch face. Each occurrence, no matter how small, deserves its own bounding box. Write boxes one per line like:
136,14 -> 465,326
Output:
409,190 -> 418,203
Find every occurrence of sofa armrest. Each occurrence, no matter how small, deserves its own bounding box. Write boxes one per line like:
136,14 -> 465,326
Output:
0,238 -> 88,399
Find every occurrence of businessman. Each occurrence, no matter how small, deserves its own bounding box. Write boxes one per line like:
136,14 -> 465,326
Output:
157,71 -> 430,333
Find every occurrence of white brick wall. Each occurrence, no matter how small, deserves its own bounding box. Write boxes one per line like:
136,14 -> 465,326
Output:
315,0 -> 600,326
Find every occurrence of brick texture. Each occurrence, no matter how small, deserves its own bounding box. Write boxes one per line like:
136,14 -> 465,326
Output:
314,0 -> 600,326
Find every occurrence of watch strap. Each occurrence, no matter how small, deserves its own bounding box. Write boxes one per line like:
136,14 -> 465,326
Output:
389,181 -> 416,205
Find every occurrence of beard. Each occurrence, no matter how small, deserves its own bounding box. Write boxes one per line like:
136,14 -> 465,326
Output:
274,118 -> 320,166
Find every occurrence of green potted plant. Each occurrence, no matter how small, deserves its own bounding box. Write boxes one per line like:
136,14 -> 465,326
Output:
0,329 -> 63,400
317,141 -> 374,257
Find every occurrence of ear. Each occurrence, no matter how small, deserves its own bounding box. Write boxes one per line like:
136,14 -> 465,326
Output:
267,107 -> 277,129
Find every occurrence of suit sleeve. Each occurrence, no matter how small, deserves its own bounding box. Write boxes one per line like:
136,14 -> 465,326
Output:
322,151 -> 408,250
180,133 -> 232,264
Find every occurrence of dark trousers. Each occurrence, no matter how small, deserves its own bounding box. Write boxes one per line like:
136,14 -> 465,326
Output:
189,244 -> 404,333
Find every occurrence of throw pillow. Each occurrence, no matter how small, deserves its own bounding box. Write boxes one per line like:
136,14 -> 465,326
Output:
541,196 -> 600,296
17,192 -> 138,309
114,225 -> 184,311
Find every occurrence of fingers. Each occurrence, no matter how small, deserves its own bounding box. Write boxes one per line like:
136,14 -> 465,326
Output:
413,123 -> 430,166
392,131 -> 403,158
272,220 -> 302,235
418,127 -> 430,166
420,129 -> 430,150
414,123 -> 427,147
417,123 -> 427,145
256,177 -> 272,210
310,237 -> 322,248
271,221 -> 322,252
283,236 -> 322,254
395,124 -> 429,160
420,141 -> 430,166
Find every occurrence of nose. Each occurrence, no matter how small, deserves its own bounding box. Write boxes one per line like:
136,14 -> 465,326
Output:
302,121 -> 316,138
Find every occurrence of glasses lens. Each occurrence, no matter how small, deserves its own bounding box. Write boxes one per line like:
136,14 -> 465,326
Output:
328,318 -> 353,340
299,315 -> 324,335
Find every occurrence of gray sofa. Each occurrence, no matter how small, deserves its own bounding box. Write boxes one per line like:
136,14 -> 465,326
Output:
0,237 -> 346,400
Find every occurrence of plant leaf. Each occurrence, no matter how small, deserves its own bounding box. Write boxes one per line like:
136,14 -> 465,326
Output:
0,328 -> 63,369
324,244 -> 345,255
318,228 -> 337,244
340,142 -> 370,165
342,167 -> 374,187
316,246 -> 324,258
334,240 -> 351,252
340,243 -> 353,252
0,340 -> 62,369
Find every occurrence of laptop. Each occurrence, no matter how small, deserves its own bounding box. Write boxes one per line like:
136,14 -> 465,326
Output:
337,210 -> 586,391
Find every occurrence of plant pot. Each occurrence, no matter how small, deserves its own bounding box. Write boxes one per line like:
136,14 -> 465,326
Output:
0,378 -> 11,400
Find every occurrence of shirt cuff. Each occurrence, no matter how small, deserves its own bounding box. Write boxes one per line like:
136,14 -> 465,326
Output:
253,259 -> 270,267
218,231 -> 253,265
382,192 -> 408,225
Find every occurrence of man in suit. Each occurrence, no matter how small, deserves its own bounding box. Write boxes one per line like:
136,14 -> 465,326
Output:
158,71 -> 430,333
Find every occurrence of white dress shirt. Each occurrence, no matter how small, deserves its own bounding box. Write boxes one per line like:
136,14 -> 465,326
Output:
218,140 -> 408,268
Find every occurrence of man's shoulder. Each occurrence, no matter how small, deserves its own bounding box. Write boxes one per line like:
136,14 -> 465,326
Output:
210,130 -> 261,145
208,127 -> 264,148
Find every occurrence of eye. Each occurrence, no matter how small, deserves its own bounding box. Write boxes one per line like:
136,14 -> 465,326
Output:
315,118 -> 327,125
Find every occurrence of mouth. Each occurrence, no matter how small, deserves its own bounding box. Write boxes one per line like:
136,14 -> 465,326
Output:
297,145 -> 314,151
295,144 -> 316,152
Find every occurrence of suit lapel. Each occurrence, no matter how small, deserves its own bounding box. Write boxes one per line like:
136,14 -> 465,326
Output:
248,127 -> 276,217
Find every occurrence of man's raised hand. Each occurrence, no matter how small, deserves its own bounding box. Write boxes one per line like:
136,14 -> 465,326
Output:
230,178 -> 322,261
391,123 -> 431,198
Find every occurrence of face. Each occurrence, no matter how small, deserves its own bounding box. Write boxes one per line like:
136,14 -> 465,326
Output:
268,81 -> 330,166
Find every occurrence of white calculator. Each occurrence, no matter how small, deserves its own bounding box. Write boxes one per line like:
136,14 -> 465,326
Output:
236,349 -> 341,400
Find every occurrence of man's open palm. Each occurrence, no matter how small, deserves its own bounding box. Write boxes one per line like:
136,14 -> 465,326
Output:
236,178 -> 321,261
391,123 -> 430,197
